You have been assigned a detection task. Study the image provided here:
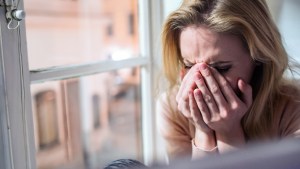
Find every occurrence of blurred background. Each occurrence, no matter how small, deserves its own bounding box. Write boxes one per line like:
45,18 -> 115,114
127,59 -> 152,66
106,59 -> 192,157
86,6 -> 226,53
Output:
25,1 -> 141,169
21,0 -> 300,169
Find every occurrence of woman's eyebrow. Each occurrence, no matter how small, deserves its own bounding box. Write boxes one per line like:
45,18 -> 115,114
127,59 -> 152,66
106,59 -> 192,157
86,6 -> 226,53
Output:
209,61 -> 232,67
183,59 -> 194,64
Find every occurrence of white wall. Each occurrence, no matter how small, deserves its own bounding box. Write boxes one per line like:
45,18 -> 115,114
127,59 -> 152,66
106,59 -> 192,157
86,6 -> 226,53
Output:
277,0 -> 300,63
163,0 -> 182,19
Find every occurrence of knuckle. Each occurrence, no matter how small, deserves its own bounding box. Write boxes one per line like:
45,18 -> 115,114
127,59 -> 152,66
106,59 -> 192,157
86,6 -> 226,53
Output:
202,69 -> 211,76
231,101 -> 239,109
196,78 -> 205,86
211,116 -> 220,122
225,106 -> 230,113
220,110 -> 228,118
210,85 -> 219,94
220,108 -> 229,115
220,79 -> 228,86
220,113 -> 227,119
204,95 -> 212,103
206,69 -> 211,76
193,72 -> 200,79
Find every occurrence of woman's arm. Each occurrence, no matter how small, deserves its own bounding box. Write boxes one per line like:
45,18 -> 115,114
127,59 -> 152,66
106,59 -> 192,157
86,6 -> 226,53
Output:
156,93 -> 192,161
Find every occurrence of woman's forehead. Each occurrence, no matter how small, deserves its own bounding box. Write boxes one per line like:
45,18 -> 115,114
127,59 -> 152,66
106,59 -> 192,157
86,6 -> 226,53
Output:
180,26 -> 247,63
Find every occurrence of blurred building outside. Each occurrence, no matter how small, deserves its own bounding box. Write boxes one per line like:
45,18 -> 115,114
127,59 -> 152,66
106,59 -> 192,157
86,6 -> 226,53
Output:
24,0 -> 142,169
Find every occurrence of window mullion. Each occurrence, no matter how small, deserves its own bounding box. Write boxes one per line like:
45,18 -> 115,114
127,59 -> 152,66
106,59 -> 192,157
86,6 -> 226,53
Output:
0,22 -> 13,169
139,0 -> 164,165
0,2 -> 36,169
30,57 -> 148,84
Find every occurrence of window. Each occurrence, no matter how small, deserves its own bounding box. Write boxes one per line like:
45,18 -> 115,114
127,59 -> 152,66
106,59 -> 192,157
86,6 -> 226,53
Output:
128,13 -> 135,35
0,0 -> 163,169
25,0 -> 143,168
31,69 -> 143,169
35,90 -> 59,149
92,94 -> 101,129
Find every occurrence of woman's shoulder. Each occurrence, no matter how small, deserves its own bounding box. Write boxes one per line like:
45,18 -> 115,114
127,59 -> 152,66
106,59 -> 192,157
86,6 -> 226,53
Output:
156,87 -> 195,139
280,80 -> 300,101
279,80 -> 300,112
278,81 -> 300,137
157,87 -> 178,115
156,87 -> 192,127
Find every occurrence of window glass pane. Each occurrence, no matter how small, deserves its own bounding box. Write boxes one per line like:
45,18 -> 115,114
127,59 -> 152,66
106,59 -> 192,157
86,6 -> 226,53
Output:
24,0 -> 139,70
31,68 -> 142,169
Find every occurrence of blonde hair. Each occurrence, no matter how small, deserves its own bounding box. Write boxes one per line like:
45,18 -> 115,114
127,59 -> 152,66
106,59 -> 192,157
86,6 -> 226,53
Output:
161,0 -> 292,139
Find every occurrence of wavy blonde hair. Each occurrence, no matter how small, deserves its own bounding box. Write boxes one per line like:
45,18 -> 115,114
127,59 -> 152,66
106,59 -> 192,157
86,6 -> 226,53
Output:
161,0 -> 293,139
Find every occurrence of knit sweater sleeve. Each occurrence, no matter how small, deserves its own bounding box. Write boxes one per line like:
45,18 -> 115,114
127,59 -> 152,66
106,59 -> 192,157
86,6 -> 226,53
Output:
156,92 -> 194,162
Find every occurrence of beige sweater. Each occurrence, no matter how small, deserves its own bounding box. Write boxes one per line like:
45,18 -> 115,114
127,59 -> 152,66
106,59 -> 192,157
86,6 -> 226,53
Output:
157,85 -> 300,161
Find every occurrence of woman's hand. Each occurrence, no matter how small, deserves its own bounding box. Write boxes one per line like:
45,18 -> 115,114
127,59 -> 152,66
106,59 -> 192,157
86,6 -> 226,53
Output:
193,63 -> 252,145
194,63 -> 252,132
176,64 -> 213,133
176,64 -> 217,158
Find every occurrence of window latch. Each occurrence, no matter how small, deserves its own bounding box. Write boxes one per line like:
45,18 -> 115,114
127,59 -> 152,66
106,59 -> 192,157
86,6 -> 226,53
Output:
4,0 -> 26,29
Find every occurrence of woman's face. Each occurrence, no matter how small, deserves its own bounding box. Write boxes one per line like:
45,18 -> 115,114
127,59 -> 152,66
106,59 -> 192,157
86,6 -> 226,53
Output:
179,25 -> 256,93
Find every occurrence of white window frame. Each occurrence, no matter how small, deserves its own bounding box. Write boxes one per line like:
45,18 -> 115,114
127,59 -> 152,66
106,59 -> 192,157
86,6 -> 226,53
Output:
0,0 -> 164,168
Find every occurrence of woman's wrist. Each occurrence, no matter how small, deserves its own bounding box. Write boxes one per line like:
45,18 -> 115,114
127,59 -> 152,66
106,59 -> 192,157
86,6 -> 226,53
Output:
192,129 -> 217,159
194,129 -> 216,151
192,139 -> 217,152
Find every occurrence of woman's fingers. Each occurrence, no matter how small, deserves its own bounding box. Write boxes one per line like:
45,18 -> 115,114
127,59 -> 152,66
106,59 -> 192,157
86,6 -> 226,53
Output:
178,97 -> 191,118
238,78 -> 252,107
189,91 -> 202,124
176,66 -> 199,103
189,89 -> 211,131
176,66 -> 203,118
209,66 -> 240,106
194,67 -> 219,118
193,89 -> 210,123
198,64 -> 228,111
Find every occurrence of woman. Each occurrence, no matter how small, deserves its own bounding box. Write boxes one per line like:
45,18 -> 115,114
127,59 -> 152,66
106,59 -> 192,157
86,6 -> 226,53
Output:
158,0 -> 300,162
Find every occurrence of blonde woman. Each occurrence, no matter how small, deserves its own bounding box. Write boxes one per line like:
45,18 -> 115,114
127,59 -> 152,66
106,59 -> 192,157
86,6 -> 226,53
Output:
158,0 -> 300,162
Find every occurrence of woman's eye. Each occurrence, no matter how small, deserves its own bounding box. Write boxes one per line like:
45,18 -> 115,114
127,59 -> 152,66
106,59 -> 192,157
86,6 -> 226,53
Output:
184,64 -> 193,69
216,66 -> 231,73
